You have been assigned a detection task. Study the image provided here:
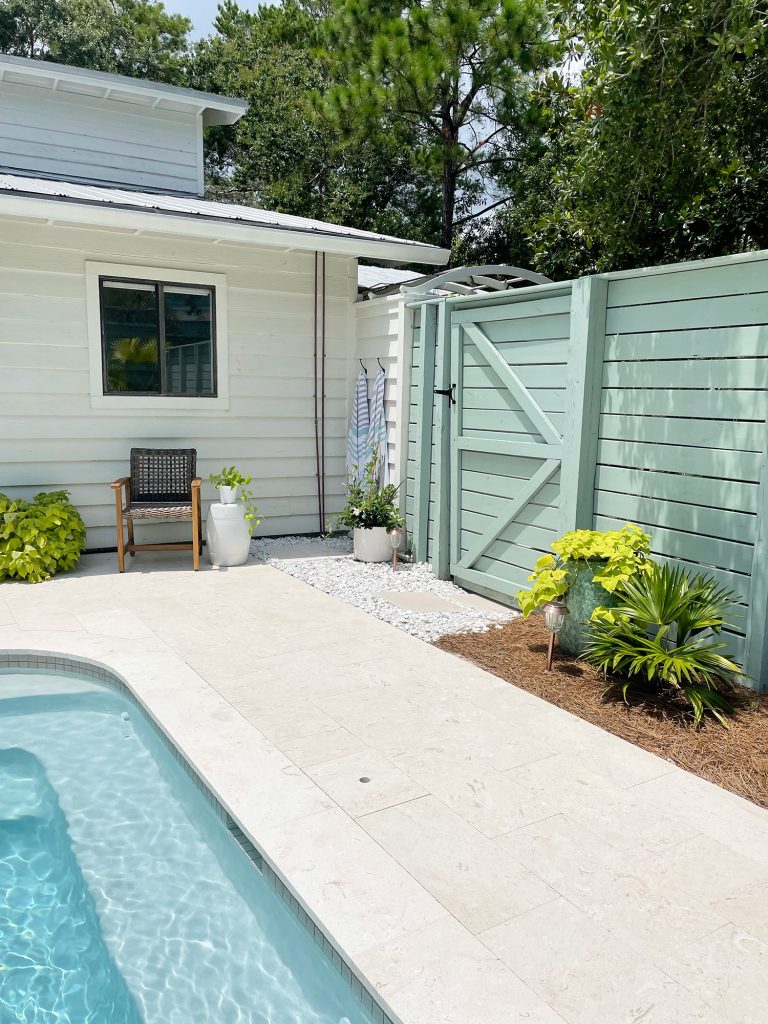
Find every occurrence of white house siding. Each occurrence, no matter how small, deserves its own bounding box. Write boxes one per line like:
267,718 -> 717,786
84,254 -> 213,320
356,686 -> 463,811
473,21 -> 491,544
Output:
353,293 -> 409,491
0,81 -> 201,195
0,217 -> 358,549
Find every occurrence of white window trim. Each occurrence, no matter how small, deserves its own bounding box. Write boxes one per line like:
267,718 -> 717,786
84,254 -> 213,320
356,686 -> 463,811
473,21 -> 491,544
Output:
85,261 -> 229,411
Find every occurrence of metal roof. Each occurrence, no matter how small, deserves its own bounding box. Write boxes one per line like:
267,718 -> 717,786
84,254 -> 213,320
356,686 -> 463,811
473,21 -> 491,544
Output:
0,53 -> 247,126
357,266 -> 423,292
0,173 -> 451,264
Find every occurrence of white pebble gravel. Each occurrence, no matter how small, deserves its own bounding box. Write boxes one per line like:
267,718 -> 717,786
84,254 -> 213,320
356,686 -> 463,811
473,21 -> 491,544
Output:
250,534 -> 516,642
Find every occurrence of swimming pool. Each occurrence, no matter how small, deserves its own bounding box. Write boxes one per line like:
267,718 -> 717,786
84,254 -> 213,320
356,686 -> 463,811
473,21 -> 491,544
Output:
0,668 -> 379,1024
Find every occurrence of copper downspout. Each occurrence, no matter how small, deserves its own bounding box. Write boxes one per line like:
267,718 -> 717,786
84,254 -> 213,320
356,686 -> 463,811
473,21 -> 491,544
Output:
313,252 -> 322,533
320,252 -> 327,531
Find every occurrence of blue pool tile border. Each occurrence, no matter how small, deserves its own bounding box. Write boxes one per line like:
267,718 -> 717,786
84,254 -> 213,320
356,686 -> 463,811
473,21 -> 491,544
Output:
0,651 -> 397,1024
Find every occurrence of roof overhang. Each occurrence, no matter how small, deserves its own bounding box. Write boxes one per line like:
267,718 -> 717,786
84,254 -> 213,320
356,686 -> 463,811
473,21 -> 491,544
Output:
0,186 -> 450,265
0,54 -> 247,126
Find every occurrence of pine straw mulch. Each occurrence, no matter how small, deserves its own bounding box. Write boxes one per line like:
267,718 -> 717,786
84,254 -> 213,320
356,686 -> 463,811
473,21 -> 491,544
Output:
434,615 -> 768,810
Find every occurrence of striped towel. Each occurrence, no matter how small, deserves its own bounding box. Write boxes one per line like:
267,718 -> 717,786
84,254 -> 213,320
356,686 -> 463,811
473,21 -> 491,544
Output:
366,366 -> 389,486
346,369 -> 370,484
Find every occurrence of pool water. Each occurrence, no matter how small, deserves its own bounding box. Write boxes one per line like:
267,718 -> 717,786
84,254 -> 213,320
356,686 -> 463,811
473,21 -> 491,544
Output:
0,672 -> 373,1024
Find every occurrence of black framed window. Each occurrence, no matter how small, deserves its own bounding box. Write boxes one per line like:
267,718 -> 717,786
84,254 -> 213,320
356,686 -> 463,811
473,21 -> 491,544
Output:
100,277 -> 216,396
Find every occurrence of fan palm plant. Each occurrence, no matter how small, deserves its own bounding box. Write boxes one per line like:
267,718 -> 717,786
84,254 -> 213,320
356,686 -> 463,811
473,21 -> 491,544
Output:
583,563 -> 743,727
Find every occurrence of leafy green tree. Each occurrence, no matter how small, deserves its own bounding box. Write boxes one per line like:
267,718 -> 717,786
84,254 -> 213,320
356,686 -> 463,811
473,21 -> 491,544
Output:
190,0 -> 440,240
0,0 -> 191,82
322,0 -> 556,253
524,0 -> 768,276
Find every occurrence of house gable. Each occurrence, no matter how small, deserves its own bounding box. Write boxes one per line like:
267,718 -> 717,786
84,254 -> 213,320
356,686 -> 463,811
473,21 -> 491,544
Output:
0,54 -> 246,197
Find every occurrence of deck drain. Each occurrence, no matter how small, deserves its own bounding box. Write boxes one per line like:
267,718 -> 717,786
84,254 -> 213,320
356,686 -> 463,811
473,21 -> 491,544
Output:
358,776 -> 371,784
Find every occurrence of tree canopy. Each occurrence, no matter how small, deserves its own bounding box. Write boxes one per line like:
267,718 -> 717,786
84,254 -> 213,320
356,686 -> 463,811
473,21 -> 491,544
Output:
516,0 -> 768,276
322,0 -> 557,253
189,0 -> 441,240
2,0 -> 768,274
0,0 -> 191,81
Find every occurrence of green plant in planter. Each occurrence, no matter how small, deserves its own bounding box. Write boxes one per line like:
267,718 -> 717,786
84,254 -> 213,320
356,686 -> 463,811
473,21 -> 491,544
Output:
0,490 -> 86,583
336,449 -> 404,531
208,467 -> 262,536
517,524 -> 651,617
584,562 -> 742,728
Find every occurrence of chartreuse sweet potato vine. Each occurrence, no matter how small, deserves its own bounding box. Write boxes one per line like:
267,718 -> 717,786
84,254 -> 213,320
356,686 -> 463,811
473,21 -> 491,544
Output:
516,524 -> 651,617
0,490 -> 86,583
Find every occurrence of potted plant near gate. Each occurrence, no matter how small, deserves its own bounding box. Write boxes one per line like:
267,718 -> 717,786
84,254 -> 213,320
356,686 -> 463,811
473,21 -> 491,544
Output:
337,450 -> 404,562
517,524 -> 651,654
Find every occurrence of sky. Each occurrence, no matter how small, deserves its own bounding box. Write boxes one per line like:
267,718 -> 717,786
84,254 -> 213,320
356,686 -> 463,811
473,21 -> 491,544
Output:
168,0 -> 274,39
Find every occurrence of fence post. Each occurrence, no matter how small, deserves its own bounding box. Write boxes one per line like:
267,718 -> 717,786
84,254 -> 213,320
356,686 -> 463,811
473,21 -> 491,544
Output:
745,444 -> 768,690
393,299 -> 413,514
560,275 -> 608,532
431,299 -> 452,579
412,302 -> 437,562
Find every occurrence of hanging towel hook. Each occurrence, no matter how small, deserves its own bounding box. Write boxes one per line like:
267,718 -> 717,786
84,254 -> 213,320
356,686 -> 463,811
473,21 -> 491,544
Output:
359,359 -> 367,373
377,357 -> 384,372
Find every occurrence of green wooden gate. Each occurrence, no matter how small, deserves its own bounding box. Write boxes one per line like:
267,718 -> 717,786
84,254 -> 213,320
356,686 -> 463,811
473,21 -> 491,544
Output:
408,278 -> 606,600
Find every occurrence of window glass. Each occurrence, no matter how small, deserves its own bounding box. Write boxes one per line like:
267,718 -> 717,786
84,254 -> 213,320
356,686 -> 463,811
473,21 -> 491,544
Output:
100,279 -> 216,397
101,281 -> 160,394
163,287 -> 214,395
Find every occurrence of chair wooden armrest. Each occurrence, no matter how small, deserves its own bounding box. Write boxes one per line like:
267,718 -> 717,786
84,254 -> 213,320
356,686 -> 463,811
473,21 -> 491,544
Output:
111,476 -> 130,490
191,477 -> 202,490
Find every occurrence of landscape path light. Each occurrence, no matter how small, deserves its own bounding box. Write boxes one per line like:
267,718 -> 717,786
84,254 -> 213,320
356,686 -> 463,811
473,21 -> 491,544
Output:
388,527 -> 405,571
542,600 -> 569,672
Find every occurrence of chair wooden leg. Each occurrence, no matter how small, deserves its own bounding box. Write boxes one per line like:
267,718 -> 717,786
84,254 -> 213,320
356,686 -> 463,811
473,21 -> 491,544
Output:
127,517 -> 135,556
114,489 -> 126,573
191,491 -> 201,571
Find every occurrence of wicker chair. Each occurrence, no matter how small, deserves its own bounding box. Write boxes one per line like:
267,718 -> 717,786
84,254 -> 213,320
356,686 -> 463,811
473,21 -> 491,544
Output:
111,448 -> 202,572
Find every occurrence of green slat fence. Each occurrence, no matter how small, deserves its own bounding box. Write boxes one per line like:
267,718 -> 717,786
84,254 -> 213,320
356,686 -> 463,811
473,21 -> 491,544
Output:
405,251 -> 768,689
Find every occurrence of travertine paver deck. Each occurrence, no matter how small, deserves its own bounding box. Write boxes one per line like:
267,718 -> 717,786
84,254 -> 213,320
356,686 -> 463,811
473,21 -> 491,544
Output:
1,552 -> 767,1024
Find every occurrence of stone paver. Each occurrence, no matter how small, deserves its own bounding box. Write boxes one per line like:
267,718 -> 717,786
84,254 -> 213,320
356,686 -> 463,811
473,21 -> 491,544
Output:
1,551 -> 767,1024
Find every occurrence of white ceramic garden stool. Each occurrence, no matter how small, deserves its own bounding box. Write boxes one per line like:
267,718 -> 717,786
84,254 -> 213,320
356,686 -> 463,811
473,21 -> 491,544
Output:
206,502 -> 251,567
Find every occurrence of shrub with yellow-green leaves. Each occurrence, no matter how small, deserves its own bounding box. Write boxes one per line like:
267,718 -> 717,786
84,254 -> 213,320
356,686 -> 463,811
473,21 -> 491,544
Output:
517,524 -> 651,617
0,490 -> 86,583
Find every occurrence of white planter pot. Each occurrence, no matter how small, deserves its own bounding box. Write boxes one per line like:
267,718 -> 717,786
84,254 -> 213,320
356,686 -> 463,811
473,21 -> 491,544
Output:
353,526 -> 392,563
206,502 -> 251,567
218,485 -> 239,505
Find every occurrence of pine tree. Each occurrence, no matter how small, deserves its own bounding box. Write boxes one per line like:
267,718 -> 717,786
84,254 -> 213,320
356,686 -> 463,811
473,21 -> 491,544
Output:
322,0 -> 556,252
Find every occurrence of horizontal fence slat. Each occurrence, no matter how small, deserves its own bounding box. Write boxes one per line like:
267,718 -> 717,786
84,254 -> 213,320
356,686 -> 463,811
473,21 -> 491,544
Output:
601,387 -> 768,420
452,293 -> 571,326
598,414 -> 766,453
461,493 -> 559,529
594,489 -> 757,544
605,291 -> 768,335
597,439 -> 763,482
461,387 -> 567,417
603,357 -> 768,390
607,259 -> 768,308
605,325 -> 768,362
462,363 -> 568,390
595,464 -> 759,515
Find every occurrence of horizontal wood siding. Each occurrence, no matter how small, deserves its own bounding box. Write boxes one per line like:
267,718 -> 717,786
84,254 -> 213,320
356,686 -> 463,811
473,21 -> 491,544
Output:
0,80 -> 201,194
353,293 -> 402,483
0,218 -> 357,548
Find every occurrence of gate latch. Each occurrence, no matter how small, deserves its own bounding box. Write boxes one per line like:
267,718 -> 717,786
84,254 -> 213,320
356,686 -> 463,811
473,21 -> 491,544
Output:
434,384 -> 456,405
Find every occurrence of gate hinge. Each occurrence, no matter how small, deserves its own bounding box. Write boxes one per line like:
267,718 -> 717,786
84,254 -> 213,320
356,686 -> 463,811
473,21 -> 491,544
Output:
434,384 -> 456,405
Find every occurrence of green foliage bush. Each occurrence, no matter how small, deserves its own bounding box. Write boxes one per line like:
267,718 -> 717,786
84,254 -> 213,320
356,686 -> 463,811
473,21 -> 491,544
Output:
584,562 -> 742,728
0,490 -> 86,583
517,524 -> 651,617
